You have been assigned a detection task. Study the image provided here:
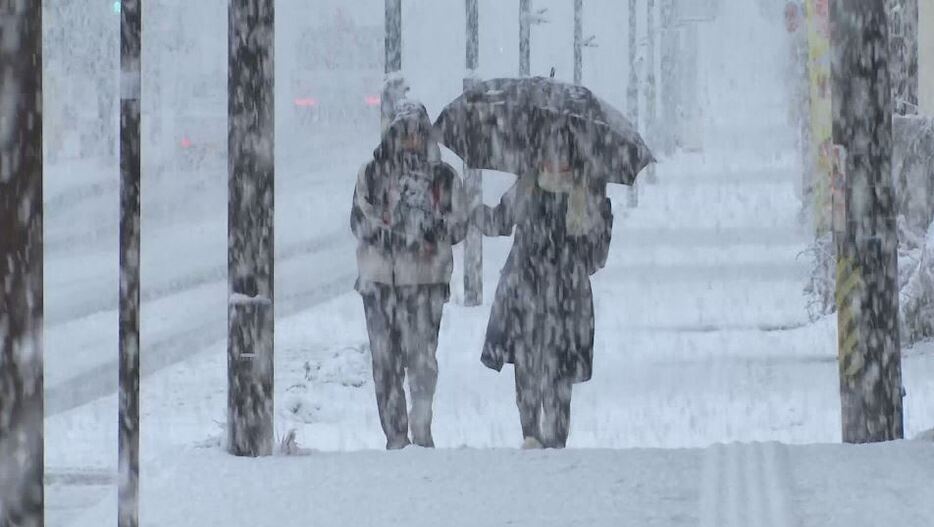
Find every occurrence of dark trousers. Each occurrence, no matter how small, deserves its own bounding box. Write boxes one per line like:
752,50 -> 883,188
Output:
514,344 -> 573,448
361,283 -> 446,449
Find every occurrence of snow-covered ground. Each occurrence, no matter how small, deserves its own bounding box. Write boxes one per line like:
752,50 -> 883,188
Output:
44,144 -> 934,524
69,441 -> 934,527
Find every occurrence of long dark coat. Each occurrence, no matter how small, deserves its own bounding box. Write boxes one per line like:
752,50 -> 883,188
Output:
478,175 -> 613,384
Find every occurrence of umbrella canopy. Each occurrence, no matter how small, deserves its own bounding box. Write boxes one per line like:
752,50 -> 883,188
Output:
434,77 -> 656,185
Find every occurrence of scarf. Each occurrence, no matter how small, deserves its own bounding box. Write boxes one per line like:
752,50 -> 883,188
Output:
536,170 -> 598,236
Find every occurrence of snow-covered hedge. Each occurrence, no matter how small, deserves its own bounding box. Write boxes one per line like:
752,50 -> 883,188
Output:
804,115 -> 934,348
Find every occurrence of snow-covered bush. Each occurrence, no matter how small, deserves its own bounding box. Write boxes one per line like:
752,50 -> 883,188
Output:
898,217 -> 934,346
802,232 -> 836,321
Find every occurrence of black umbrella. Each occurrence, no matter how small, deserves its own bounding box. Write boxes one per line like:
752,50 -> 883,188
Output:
434,77 -> 656,185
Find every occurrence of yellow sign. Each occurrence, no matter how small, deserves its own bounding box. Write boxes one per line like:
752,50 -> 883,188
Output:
805,0 -> 833,234
836,255 -> 863,381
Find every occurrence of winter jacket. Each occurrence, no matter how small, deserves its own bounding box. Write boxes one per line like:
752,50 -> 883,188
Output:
350,105 -> 468,289
478,173 -> 613,383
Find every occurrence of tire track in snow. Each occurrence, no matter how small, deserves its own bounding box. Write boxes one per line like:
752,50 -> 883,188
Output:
699,442 -> 798,527
46,262 -> 356,416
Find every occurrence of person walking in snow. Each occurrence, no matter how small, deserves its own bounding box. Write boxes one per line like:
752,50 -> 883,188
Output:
473,126 -> 613,449
351,101 -> 467,450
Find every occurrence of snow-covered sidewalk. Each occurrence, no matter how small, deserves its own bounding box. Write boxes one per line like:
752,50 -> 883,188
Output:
72,440 -> 934,527
46,148 -> 934,525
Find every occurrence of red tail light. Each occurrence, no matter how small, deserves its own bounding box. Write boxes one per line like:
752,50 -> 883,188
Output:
294,97 -> 319,108
364,95 -> 381,107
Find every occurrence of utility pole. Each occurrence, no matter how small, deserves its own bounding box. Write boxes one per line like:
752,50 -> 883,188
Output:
0,1 -> 44,525
464,0 -> 483,306
520,0 -> 531,76
830,0 -> 904,443
645,0 -> 658,182
119,0 -> 141,524
228,0 -> 275,457
627,0 -> 640,207
383,0 -> 404,130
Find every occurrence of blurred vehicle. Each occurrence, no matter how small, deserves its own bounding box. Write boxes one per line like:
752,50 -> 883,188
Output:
173,71 -> 226,171
45,75 -> 116,164
289,17 -> 383,131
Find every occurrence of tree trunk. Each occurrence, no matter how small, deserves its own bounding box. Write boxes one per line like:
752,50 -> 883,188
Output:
228,0 -> 275,457
119,0 -> 142,524
831,0 -> 904,444
0,1 -> 44,525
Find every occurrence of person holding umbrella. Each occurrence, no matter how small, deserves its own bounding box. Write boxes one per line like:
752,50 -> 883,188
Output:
472,124 -> 613,449
435,77 -> 654,448
350,101 -> 467,450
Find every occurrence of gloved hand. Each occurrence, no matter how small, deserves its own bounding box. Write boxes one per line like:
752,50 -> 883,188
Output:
425,220 -> 446,244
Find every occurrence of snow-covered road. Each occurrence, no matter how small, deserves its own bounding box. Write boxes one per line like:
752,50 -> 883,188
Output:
44,129 -> 372,414
46,132 -> 934,525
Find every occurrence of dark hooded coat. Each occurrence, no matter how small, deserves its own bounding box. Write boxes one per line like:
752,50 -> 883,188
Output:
350,103 -> 467,290
478,174 -> 613,384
